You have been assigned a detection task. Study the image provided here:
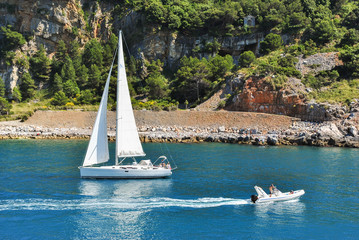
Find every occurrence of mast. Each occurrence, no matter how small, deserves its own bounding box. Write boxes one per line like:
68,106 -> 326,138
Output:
115,31 -> 121,165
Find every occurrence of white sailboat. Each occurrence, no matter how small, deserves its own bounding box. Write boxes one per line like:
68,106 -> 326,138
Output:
79,31 -> 173,179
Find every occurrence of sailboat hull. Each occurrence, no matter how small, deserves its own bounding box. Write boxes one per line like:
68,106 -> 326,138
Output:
79,166 -> 172,179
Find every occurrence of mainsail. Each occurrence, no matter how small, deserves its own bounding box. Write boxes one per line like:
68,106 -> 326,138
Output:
116,31 -> 146,158
82,56 -> 115,166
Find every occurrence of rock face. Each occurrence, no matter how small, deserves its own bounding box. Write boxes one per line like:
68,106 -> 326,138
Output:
227,76 -> 306,116
226,75 -> 349,121
225,52 -> 346,122
0,0 -> 114,92
2,0 -> 88,51
121,12 -> 265,70
0,1 -> 268,94
296,52 -> 343,75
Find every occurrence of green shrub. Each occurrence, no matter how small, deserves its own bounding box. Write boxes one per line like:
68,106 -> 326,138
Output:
267,75 -> 288,90
239,51 -> 256,68
51,91 -> 69,106
260,33 -> 283,55
303,70 -> 339,89
20,110 -> 33,122
0,97 -> 12,115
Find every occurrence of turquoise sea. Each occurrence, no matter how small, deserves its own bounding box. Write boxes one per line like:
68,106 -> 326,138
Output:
0,140 -> 358,239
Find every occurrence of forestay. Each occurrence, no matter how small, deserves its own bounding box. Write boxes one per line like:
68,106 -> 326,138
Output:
116,32 -> 146,158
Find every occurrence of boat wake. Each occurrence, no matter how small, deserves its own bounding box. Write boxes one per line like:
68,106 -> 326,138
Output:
0,197 -> 250,211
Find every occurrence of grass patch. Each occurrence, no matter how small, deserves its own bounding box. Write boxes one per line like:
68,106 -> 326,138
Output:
311,79 -> 359,105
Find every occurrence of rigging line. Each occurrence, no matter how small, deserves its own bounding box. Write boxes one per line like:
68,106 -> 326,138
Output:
121,30 -> 132,59
157,136 -> 177,169
120,30 -> 145,91
164,141 -> 178,170
159,139 -> 165,154
111,46 -> 119,67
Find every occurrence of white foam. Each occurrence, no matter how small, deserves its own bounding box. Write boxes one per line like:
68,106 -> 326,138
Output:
0,197 -> 250,211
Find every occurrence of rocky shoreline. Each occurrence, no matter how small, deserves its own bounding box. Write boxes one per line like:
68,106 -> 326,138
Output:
1,118 -> 358,148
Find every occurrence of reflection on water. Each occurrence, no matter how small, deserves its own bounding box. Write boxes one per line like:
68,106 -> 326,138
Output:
75,179 -> 173,239
254,199 -> 306,226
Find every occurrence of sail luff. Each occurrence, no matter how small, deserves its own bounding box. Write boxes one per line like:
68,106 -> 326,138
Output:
116,31 -> 146,158
82,53 -> 115,167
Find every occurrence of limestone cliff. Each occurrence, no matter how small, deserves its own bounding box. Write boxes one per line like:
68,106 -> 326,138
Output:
0,0 -> 113,93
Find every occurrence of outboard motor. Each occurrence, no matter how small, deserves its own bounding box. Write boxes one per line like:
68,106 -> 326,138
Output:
251,195 -> 258,203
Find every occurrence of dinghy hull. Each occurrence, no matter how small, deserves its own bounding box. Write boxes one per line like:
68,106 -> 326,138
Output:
79,166 -> 172,179
256,190 -> 305,203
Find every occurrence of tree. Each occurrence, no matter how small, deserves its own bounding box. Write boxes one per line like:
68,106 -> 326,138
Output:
69,40 -> 82,73
239,51 -> 256,67
53,40 -> 67,73
83,39 -> 103,68
52,73 -> 63,93
343,8 -> 359,30
0,76 -> 5,97
128,56 -> 137,77
339,29 -> 359,47
205,39 -> 221,55
77,65 -> 89,89
302,0 -> 317,17
78,89 -> 94,104
88,64 -> 102,90
51,91 -> 69,106
63,80 -> 80,98
311,18 -> 337,45
103,34 -> 118,66
20,72 -> 36,100
30,45 -> 51,83
260,33 -> 283,55
340,44 -> 359,77
208,55 -> 234,82
11,87 -> 22,102
0,26 -> 26,52
262,9 -> 283,31
146,73 -> 169,99
286,11 -> 308,32
174,56 -> 211,102
60,55 -> 76,83
144,0 -> 166,23
0,97 -> 11,115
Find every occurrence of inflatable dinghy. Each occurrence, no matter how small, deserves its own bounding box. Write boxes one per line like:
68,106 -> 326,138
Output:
251,185 -> 305,203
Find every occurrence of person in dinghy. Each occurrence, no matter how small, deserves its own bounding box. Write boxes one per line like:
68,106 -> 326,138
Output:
251,185 -> 305,203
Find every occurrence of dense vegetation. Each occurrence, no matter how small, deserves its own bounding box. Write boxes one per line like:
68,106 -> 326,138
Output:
1,0 -> 359,119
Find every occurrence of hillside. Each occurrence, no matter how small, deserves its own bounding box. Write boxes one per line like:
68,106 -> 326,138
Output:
0,0 -> 359,125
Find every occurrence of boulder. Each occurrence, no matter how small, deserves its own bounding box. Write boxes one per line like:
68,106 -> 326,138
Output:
218,126 -> 226,132
318,123 -> 344,140
267,135 -> 278,145
348,126 -> 358,137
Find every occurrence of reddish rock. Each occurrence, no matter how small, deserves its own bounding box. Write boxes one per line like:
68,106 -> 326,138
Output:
227,76 -> 307,118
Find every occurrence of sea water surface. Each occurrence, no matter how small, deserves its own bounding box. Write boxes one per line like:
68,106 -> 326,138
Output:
0,140 -> 358,239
